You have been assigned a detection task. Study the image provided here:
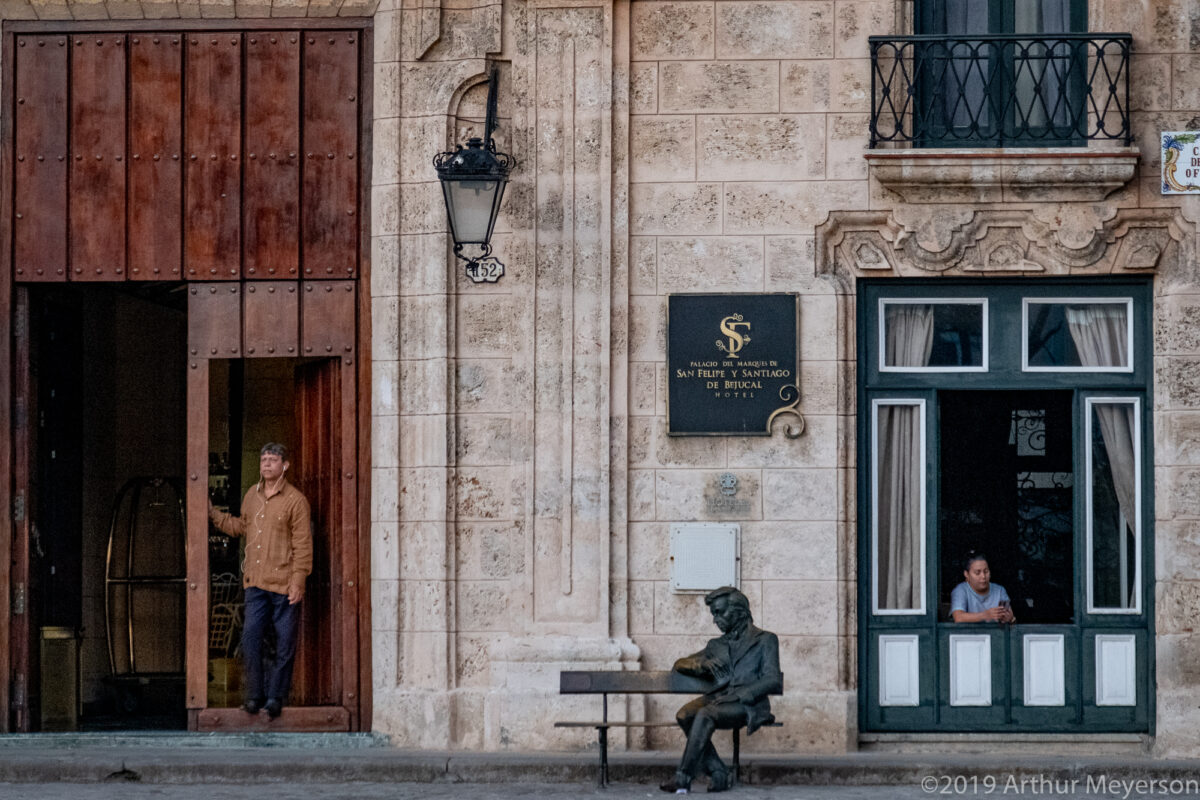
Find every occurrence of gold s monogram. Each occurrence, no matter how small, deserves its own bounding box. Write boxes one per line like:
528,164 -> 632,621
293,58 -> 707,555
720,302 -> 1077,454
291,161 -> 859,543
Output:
716,314 -> 751,358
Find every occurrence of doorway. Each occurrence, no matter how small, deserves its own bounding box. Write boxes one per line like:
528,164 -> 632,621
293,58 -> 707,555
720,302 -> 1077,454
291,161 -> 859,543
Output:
21,284 -> 189,731
9,283 -> 364,733
204,357 -> 348,718
183,281 -> 361,732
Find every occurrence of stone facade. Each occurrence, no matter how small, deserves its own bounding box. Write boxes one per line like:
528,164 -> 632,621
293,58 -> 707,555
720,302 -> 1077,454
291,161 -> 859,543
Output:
374,0 -> 1200,756
367,0 -> 1200,757
7,0 -> 1200,758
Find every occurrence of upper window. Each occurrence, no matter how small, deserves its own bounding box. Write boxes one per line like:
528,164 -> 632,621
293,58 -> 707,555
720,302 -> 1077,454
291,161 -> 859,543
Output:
865,283 -> 1145,387
867,0 -> 1137,149
1023,298 -> 1133,373
917,0 -> 1085,40
880,299 -> 987,372
869,0 -> 1131,148
915,0 -> 1087,146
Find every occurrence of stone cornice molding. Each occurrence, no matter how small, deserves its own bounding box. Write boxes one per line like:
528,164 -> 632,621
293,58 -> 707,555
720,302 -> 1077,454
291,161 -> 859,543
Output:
815,206 -> 1191,289
865,147 -> 1141,204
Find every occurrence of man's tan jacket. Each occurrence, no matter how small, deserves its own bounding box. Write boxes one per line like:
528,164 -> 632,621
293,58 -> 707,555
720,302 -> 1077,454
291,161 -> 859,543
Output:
210,478 -> 313,595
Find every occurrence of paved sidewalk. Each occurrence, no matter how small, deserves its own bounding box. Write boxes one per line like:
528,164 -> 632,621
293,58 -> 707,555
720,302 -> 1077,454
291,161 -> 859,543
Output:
1,734 -> 1200,798
0,785 -> 948,800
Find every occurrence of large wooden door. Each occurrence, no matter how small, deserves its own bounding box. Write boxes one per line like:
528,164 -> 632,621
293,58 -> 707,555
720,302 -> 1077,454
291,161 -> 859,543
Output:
4,22 -> 369,733
8,27 -> 362,284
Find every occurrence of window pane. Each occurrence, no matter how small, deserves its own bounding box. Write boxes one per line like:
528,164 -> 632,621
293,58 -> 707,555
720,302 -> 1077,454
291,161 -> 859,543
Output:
1088,401 -> 1139,612
874,402 -> 924,612
1026,301 -> 1131,370
883,302 -> 984,369
942,0 -> 988,34
916,0 -> 1086,146
1013,0 -> 1070,34
1012,1 -> 1076,136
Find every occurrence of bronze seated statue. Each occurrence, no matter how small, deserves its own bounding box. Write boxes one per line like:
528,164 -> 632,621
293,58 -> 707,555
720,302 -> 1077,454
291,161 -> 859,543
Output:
660,586 -> 782,794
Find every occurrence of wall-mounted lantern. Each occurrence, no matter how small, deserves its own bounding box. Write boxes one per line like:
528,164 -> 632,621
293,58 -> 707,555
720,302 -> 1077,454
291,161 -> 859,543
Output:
433,67 -> 515,283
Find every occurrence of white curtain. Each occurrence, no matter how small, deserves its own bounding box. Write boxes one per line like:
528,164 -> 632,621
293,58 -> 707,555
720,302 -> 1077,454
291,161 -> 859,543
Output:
1067,304 -> 1138,608
1014,0 -> 1072,131
884,305 -> 935,368
878,405 -> 924,610
944,0 -> 988,35
1066,304 -> 1128,370
944,0 -> 990,130
942,0 -> 1073,135
877,305 -> 933,611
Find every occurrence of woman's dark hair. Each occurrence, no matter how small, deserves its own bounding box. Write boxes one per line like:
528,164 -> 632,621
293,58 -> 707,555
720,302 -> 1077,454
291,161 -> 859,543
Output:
962,550 -> 988,571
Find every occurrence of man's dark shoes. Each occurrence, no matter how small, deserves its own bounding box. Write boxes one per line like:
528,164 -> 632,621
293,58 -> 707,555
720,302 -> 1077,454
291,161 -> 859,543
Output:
658,782 -> 689,794
708,770 -> 733,793
264,698 -> 283,719
241,698 -> 264,714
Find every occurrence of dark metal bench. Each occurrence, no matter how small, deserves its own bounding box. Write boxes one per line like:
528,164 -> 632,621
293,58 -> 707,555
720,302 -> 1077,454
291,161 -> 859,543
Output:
557,670 -> 783,788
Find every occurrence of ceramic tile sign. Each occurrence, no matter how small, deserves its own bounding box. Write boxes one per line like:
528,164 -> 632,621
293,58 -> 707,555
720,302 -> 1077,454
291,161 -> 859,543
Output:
1162,132 -> 1200,194
667,293 -> 802,437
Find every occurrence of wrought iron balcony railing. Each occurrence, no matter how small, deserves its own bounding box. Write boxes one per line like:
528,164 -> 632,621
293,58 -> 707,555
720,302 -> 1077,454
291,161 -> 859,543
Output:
869,33 -> 1132,148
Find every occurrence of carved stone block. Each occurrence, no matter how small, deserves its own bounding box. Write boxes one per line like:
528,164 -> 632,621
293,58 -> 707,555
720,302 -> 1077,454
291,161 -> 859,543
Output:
633,2 -> 715,61
715,1 -> 834,60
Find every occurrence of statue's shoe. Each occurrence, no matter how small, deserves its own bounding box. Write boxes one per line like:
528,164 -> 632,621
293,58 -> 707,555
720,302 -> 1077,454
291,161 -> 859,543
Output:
708,770 -> 733,793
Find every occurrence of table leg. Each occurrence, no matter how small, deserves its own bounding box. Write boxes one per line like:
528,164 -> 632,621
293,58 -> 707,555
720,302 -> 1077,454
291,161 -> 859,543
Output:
598,725 -> 609,788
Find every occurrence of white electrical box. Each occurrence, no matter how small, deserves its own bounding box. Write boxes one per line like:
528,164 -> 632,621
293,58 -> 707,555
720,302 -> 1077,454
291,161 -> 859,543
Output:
669,523 -> 740,593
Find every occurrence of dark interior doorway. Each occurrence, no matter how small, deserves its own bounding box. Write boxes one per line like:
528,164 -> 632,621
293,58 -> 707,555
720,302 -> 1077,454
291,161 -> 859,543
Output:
938,390 -> 1075,625
205,357 -> 340,714
13,280 -> 364,732
30,283 -> 189,730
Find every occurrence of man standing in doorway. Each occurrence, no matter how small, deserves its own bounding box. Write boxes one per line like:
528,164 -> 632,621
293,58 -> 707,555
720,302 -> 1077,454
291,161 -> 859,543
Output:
209,443 -> 313,719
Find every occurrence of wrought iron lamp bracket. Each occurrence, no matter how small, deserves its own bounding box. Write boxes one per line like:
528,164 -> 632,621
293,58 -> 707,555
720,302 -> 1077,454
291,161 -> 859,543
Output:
433,66 -> 515,284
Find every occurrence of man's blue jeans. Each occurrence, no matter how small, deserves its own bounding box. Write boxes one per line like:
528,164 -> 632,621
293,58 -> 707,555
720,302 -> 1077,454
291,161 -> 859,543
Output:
242,586 -> 301,704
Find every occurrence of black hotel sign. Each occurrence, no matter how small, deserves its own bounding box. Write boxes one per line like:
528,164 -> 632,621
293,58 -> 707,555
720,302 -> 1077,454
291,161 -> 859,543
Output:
667,293 -> 802,437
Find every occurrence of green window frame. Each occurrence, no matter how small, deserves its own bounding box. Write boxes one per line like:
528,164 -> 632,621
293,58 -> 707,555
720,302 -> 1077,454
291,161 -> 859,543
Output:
1083,395 -> 1142,615
859,277 -> 1153,733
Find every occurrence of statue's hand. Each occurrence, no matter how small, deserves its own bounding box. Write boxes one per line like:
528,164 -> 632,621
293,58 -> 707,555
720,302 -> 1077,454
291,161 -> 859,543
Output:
711,689 -> 741,704
707,659 -> 732,686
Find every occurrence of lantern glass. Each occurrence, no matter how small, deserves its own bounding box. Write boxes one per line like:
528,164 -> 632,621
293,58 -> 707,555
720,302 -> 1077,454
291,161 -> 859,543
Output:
442,178 -> 505,245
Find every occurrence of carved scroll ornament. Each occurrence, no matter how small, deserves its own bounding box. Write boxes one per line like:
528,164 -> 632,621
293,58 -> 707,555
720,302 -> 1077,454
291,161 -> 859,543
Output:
816,207 -> 1190,284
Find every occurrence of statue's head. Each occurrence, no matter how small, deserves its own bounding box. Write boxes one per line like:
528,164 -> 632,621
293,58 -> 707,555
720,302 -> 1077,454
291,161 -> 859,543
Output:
704,586 -> 752,632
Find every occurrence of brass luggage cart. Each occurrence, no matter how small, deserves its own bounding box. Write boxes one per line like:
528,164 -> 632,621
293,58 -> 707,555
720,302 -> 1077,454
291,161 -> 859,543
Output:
104,477 -> 187,715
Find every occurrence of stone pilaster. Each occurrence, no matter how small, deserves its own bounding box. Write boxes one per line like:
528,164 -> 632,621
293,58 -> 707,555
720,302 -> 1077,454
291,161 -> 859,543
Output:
383,0 -> 639,749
